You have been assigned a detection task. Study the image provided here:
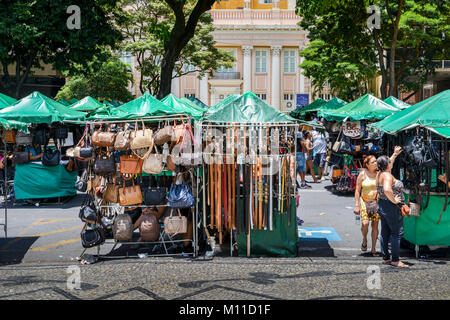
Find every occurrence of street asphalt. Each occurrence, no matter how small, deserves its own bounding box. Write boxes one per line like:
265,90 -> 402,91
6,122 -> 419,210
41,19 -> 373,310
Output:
0,175 -> 449,300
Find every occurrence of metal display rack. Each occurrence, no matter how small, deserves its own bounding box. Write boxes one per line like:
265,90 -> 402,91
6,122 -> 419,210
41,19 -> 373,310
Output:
68,115 -> 201,261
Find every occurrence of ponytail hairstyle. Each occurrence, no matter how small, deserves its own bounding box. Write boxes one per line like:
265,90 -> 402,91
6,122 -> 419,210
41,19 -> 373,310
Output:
363,155 -> 376,168
377,155 -> 390,172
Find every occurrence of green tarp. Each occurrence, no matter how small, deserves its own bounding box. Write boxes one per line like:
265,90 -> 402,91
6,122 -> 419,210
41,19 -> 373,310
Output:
70,96 -> 104,112
319,94 -> 401,121
319,97 -> 347,113
160,94 -> 204,119
237,200 -> 298,257
383,96 -> 411,110
0,92 -> 86,123
403,194 -> 450,246
371,90 -> 450,135
0,118 -> 29,133
426,126 -> 450,138
114,92 -> 180,119
86,104 -> 128,120
290,98 -> 327,119
0,93 -> 17,109
179,97 -> 206,113
14,163 -> 78,199
206,94 -> 239,115
186,96 -> 208,109
203,91 -> 296,123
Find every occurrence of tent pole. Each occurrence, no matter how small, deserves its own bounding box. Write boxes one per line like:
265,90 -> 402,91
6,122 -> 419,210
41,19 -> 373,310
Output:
3,136 -> 7,238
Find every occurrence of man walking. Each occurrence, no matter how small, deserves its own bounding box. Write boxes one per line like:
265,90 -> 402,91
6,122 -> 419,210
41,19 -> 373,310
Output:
312,129 -> 328,182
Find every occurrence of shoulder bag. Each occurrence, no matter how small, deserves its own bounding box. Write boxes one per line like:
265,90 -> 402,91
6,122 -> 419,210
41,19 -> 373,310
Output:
13,151 -> 30,164
79,195 -> 98,224
103,179 -> 120,203
120,153 -> 143,176
81,224 -> 105,248
164,209 -> 188,235
142,145 -> 164,174
332,126 -> 343,153
143,187 -> 167,206
93,152 -> 116,176
119,180 -> 143,207
167,183 -> 194,209
42,146 -> 61,166
130,121 -> 154,150
92,125 -> 116,147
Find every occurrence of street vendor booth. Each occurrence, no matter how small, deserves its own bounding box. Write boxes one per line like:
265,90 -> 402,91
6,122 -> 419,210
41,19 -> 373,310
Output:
199,91 -> 322,257
0,91 -> 86,200
319,94 -> 403,193
289,98 -> 327,120
370,90 -> 450,248
69,96 -> 104,113
0,93 -> 17,109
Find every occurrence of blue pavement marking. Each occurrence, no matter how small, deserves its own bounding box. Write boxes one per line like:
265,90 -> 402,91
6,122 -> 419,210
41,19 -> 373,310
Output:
298,227 -> 342,242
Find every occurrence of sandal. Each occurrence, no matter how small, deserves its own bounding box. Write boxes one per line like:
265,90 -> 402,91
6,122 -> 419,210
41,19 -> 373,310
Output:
361,242 -> 368,252
391,261 -> 409,268
382,260 -> 391,265
371,251 -> 381,257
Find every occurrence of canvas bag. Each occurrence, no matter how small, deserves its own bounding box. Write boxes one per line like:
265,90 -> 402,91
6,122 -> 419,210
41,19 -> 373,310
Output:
130,121 -> 154,150
143,145 -> 164,174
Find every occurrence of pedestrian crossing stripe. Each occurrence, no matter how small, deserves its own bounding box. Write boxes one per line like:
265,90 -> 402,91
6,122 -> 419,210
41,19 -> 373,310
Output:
298,227 -> 342,242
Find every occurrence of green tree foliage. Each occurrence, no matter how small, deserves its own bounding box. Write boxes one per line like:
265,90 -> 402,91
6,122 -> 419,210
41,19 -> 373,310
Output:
0,0 -> 122,98
297,0 -> 450,99
117,0 -> 234,97
56,57 -> 134,103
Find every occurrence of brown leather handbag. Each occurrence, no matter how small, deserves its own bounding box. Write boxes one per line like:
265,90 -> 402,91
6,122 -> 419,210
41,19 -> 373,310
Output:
103,182 -> 119,203
164,208 -> 187,235
120,153 -> 143,176
154,125 -> 174,145
5,130 -> 16,144
92,125 -> 116,147
114,130 -> 131,151
119,181 -> 143,206
143,145 -> 164,174
166,154 -> 176,171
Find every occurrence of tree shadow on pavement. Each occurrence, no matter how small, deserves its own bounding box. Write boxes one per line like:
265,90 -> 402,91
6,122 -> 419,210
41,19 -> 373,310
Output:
0,236 -> 39,265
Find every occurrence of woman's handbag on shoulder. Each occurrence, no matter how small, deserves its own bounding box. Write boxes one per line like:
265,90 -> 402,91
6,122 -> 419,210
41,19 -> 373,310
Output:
163,208 -> 187,235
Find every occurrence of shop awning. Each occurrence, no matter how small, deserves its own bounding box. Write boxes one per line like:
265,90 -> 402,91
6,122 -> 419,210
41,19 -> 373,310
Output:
206,94 -> 240,115
0,93 -> 17,109
0,118 -> 29,133
319,94 -> 401,121
70,96 -> 104,112
383,96 -> 411,110
186,96 -> 208,109
114,92 -> 180,119
290,98 -> 327,119
370,90 -> 450,135
0,91 -> 86,123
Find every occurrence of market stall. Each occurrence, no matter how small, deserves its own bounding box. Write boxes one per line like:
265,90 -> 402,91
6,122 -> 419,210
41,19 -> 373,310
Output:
370,90 -> 450,248
0,91 -> 86,201
69,96 -> 104,113
199,91 -> 320,257
319,94 -> 403,193
0,93 -> 17,109
289,98 -> 327,120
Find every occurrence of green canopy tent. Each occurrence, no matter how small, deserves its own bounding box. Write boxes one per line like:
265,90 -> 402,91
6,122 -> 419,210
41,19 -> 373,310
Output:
86,104 -> 129,120
383,96 -> 411,110
186,96 -> 208,109
0,91 -> 86,123
427,126 -> 450,139
160,94 -> 204,119
179,97 -> 207,113
370,90 -> 450,135
319,94 -> 401,122
69,96 -> 104,112
319,97 -> 347,113
114,92 -> 180,120
0,118 -> 29,133
203,91 -> 298,123
206,94 -> 240,115
289,98 -> 327,119
56,99 -> 71,106
0,93 -> 17,109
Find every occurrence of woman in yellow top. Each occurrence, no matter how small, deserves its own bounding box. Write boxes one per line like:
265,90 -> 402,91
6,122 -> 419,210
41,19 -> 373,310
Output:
354,146 -> 402,255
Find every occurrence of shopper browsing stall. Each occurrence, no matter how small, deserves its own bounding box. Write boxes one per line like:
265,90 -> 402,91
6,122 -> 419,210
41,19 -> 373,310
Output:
312,129 -> 328,182
296,131 -> 310,189
303,130 -> 318,183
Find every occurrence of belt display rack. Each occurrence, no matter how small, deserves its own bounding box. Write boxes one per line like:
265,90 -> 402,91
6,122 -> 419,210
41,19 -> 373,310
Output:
197,121 -> 299,257
66,115 -> 200,261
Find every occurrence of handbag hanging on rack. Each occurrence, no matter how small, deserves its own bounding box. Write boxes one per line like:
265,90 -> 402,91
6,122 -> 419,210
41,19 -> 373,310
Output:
13,151 -> 30,164
120,153 -> 143,176
167,182 -> 194,209
142,145 -> 164,174
154,124 -> 174,146
103,179 -> 120,203
42,142 -> 61,166
114,127 -> 131,151
172,122 -> 186,145
16,131 -> 33,146
130,121 -> 154,151
91,125 -> 116,147
143,187 -> 167,206
118,180 -> 143,207
79,194 -> 98,224
81,224 -> 105,248
163,208 -> 188,235
93,152 -> 116,176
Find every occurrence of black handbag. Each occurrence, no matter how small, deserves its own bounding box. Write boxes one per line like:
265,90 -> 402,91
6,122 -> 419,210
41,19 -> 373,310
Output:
42,148 -> 61,166
54,127 -> 68,140
75,179 -> 88,192
13,151 -> 30,164
32,127 -> 49,145
93,154 -> 116,176
79,196 -> 97,224
81,225 -> 105,248
144,187 -> 167,205
79,147 -> 93,159
75,158 -> 88,169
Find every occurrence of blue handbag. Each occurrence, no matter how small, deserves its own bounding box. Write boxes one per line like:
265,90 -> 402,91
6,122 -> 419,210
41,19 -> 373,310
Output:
167,183 -> 194,208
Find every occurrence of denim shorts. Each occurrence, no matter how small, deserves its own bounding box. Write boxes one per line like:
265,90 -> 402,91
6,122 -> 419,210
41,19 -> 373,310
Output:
296,152 -> 306,172
314,152 -> 327,168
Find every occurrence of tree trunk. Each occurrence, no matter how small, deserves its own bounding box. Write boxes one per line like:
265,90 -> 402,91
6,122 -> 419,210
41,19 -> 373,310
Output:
387,0 -> 405,98
373,30 -> 388,99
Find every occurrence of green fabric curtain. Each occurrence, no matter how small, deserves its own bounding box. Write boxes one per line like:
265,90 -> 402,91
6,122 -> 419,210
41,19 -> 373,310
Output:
0,93 -> 17,109
319,94 -> 401,121
290,98 -> 327,119
371,90 -> 450,134
203,91 -> 296,123
0,92 -> 86,123
70,96 -> 104,112
14,163 -> 78,199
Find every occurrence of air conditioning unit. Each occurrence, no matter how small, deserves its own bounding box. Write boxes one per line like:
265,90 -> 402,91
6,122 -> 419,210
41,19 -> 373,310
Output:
282,100 -> 296,112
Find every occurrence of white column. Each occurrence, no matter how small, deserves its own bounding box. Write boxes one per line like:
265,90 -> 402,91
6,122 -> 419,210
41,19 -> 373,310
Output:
200,74 -> 209,105
210,86 -> 216,106
271,45 -> 282,109
242,46 -> 253,93
287,0 -> 296,10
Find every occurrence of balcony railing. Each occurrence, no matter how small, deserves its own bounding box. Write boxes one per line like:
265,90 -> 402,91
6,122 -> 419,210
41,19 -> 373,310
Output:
211,72 -> 241,80
210,9 -> 301,22
432,60 -> 450,69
